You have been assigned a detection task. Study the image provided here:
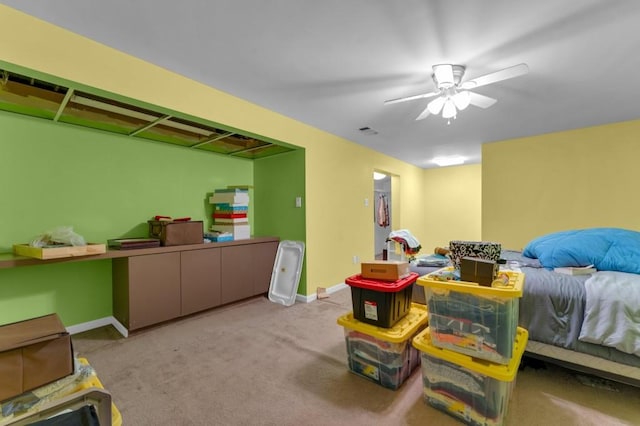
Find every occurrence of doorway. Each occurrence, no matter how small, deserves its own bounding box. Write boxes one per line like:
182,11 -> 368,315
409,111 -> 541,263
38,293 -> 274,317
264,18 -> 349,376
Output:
373,171 -> 391,259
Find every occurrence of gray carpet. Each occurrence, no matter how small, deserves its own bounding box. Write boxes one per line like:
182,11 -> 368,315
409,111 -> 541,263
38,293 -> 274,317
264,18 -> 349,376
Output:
73,289 -> 640,426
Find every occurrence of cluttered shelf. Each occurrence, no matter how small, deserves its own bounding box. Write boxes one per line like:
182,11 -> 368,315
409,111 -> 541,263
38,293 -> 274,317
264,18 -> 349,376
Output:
0,236 -> 280,269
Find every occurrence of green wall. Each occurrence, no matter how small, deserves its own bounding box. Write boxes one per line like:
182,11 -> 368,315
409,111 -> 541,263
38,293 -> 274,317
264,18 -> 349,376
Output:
254,150 -> 306,293
0,110 -> 255,326
0,261 -> 112,326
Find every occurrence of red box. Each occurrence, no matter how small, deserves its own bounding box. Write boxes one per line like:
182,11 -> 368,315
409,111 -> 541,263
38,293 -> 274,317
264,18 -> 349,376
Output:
345,273 -> 418,328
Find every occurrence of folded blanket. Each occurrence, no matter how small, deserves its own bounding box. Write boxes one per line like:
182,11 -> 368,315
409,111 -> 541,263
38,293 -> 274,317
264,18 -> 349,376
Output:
579,271 -> 640,357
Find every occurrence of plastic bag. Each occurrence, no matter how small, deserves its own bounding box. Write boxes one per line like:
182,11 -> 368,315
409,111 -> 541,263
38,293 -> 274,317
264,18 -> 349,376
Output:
30,226 -> 86,247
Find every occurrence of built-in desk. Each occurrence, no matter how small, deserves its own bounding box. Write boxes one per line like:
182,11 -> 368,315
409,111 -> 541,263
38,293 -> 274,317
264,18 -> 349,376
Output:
0,237 -> 280,332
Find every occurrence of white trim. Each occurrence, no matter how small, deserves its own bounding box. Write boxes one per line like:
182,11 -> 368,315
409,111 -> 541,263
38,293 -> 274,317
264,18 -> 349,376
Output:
296,293 -> 315,303
110,317 -> 129,338
65,316 -> 128,338
295,282 -> 348,304
65,317 -> 113,335
327,282 -> 349,294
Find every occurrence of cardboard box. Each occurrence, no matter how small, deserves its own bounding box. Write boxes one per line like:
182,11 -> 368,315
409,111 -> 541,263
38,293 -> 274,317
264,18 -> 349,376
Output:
460,256 -> 499,287
0,314 -> 74,402
361,260 -> 410,281
148,220 -> 204,246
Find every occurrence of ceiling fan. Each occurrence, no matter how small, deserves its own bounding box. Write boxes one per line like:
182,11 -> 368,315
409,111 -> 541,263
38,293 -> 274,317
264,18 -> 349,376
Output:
384,63 -> 529,123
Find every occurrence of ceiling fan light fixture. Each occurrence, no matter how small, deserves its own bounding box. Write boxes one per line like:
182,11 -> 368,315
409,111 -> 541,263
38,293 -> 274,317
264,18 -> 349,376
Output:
427,96 -> 446,115
452,90 -> 471,110
442,99 -> 457,119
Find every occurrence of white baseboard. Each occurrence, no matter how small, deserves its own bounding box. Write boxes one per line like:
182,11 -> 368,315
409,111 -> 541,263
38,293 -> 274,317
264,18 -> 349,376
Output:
66,316 -> 128,338
67,284 -> 349,335
110,317 -> 129,338
295,282 -> 348,303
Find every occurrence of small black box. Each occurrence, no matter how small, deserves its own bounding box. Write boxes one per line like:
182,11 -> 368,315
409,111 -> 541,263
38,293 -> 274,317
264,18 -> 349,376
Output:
460,257 -> 498,287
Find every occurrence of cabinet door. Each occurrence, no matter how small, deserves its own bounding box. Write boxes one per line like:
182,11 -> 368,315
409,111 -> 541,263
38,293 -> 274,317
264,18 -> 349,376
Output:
128,252 -> 181,330
252,241 -> 279,294
221,245 -> 255,304
181,248 -> 221,315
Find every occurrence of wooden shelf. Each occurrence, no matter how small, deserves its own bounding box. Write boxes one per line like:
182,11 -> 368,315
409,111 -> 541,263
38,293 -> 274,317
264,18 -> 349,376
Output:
0,237 -> 279,269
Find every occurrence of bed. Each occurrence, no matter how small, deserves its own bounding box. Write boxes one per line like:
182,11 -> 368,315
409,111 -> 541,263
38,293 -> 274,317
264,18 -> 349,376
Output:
410,229 -> 640,387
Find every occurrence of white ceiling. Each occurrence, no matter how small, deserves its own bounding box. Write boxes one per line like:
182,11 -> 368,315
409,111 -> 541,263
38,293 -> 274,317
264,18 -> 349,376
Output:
3,1 -> 640,169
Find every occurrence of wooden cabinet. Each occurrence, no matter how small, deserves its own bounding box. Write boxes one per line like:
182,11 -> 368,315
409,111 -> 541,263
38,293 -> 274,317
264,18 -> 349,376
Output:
252,241 -> 279,294
112,252 -> 181,331
221,245 -> 254,304
180,248 -> 221,315
221,241 -> 278,304
112,238 -> 279,332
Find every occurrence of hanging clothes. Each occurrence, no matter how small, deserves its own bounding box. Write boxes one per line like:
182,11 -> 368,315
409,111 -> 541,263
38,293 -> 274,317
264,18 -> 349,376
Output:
377,194 -> 390,228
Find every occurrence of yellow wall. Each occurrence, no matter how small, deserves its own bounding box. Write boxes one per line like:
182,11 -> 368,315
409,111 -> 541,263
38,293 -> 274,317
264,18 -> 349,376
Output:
483,120 -> 640,250
422,164 -> 482,251
0,6 -> 449,295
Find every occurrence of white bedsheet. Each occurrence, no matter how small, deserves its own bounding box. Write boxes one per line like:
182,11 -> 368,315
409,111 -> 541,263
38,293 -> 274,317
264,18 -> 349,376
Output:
579,271 -> 640,357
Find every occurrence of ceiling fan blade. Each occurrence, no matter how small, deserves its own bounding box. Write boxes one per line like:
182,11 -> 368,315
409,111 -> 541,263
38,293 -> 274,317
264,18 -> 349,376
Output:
468,92 -> 497,109
415,105 -> 432,121
384,90 -> 440,105
460,63 -> 529,90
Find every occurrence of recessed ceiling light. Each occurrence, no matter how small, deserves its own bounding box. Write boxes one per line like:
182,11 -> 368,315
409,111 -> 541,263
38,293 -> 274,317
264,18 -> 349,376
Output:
432,156 -> 465,167
373,171 -> 387,180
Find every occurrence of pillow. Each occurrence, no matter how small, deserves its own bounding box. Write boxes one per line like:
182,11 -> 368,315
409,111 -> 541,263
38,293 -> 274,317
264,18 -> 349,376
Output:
523,228 -> 640,274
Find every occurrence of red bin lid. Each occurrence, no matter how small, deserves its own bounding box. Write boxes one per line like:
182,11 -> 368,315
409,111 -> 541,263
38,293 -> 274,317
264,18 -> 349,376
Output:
345,272 -> 418,292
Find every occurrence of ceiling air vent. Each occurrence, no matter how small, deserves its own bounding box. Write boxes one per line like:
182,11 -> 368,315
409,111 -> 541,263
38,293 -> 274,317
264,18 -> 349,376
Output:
359,126 -> 378,135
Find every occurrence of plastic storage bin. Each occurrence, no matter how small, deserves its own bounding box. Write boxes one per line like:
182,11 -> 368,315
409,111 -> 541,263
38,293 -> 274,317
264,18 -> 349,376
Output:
337,303 -> 428,390
346,272 -> 418,328
412,327 -> 528,426
417,268 -> 524,364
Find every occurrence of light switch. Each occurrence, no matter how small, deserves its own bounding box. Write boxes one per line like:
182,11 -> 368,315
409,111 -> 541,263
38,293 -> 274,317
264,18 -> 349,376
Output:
364,198 -> 369,207
295,196 -> 302,208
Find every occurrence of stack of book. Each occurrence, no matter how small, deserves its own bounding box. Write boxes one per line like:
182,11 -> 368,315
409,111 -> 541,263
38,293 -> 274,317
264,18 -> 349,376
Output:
209,188 -> 250,240
108,238 -> 161,250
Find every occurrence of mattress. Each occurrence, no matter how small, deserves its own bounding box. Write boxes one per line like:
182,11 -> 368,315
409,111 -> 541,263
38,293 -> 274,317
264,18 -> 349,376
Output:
502,250 -> 640,368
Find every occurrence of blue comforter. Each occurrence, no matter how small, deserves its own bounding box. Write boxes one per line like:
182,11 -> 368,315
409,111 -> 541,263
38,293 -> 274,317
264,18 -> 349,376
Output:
523,228 -> 640,274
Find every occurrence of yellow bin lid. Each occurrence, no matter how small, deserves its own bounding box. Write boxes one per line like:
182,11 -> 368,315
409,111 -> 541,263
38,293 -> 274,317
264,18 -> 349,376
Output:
417,267 -> 525,298
336,303 -> 428,343
412,326 -> 529,382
